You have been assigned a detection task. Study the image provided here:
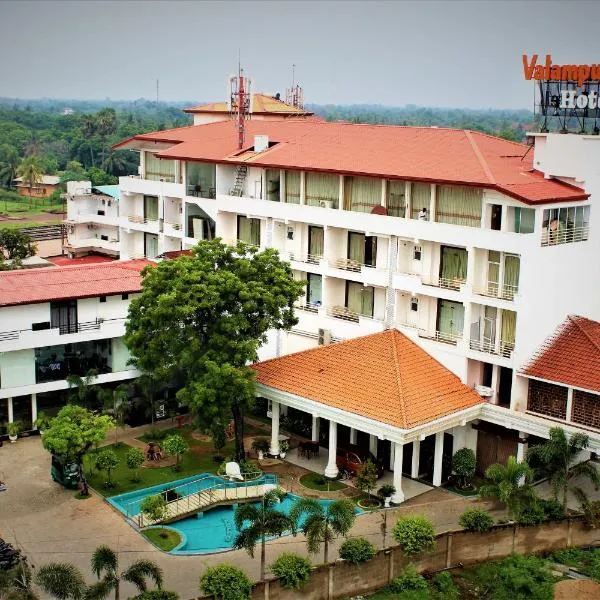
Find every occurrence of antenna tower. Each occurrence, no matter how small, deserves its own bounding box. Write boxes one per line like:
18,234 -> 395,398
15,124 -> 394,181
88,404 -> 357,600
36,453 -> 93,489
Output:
229,64 -> 252,149
285,63 -> 304,110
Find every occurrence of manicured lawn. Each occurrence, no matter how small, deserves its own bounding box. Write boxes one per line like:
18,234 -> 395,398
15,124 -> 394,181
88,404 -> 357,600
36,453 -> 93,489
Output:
299,472 -> 346,492
84,441 -> 227,497
142,527 -> 182,552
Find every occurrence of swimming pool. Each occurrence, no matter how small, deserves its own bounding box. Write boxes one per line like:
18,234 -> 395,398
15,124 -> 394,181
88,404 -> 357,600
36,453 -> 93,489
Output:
108,474 -> 361,555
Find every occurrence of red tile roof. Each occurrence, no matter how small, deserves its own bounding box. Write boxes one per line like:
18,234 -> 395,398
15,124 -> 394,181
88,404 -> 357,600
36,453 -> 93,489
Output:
47,255 -> 117,266
160,249 -> 193,260
252,329 -> 483,429
520,315 -> 600,393
183,93 -> 314,116
114,120 -> 587,205
0,259 -> 152,307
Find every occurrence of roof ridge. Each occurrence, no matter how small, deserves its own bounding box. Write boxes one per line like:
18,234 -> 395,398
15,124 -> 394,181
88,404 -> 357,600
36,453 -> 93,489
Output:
389,330 -> 408,428
465,130 -> 496,185
569,314 -> 600,355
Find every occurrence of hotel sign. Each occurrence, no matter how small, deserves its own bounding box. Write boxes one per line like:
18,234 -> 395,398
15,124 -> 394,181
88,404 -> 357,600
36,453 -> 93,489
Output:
523,54 -> 600,131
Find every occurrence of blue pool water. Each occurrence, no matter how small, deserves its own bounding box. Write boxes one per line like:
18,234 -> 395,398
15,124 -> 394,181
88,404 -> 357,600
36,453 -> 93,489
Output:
108,474 -> 361,555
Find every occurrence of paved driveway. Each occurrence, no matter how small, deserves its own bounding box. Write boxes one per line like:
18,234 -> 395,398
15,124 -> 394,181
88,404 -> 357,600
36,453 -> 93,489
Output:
0,436 -> 488,599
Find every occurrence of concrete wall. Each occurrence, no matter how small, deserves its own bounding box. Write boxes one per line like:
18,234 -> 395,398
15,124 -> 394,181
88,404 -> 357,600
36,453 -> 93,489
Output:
207,519 -> 600,600
0,349 -> 35,388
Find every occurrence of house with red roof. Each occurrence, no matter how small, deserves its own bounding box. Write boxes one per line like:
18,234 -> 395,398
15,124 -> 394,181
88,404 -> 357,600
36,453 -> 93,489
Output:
0,260 -> 151,430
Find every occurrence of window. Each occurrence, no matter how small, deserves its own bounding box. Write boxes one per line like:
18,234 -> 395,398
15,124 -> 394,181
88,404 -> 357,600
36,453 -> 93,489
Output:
186,162 -> 216,198
143,195 -> 159,221
348,232 -> 377,267
306,273 -> 322,308
345,281 -> 374,318
440,246 -> 468,289
410,297 -> 419,312
237,216 -> 261,246
541,205 -> 590,246
266,169 -> 281,202
308,226 -> 324,260
413,245 -> 422,261
121,293 -> 129,300
145,152 -> 176,182
99,296 -> 107,303
435,185 -> 483,227
514,207 -> 535,234
50,300 -> 77,335
306,172 -> 339,208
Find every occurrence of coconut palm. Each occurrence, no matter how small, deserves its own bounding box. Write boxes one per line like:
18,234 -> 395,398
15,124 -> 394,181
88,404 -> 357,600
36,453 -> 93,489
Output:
290,498 -> 356,564
87,545 -> 163,600
233,488 -> 293,581
527,427 -> 600,509
81,114 -> 97,168
16,156 -> 44,199
96,109 -> 117,165
34,563 -> 87,600
66,369 -> 99,410
0,146 -> 20,189
0,559 -> 38,600
478,455 -> 537,519
101,151 -> 127,177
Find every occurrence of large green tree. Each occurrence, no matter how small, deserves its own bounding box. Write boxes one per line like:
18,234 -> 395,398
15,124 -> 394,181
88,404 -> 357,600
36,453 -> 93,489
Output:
41,405 -> 113,495
233,488 -> 293,581
0,228 -> 36,260
16,155 -> 44,198
527,427 -> 600,508
0,145 -> 19,188
124,239 -> 304,461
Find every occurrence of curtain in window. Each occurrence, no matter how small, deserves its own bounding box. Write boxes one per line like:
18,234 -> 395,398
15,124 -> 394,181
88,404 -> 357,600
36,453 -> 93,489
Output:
144,196 -> 159,221
266,169 -> 280,201
307,274 -> 322,306
346,176 -> 380,213
514,207 -> 535,233
435,185 -> 482,227
487,250 -> 500,295
503,255 -> 520,297
387,180 -> 406,217
145,234 -> 159,259
437,300 -> 464,338
285,170 -> 301,204
410,183 -> 430,219
440,246 -> 468,282
305,172 -> 338,207
308,226 -> 324,257
348,232 -> 365,264
238,217 -> 261,245
346,282 -> 374,317
501,309 -> 517,345
145,153 -> 176,182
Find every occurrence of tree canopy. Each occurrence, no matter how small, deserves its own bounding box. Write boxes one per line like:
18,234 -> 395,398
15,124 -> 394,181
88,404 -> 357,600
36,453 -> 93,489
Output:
0,228 -> 36,260
124,239 -> 304,460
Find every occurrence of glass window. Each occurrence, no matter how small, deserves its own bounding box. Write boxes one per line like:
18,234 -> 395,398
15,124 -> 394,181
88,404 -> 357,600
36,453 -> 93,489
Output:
410,183 -> 430,219
265,169 -> 280,202
343,176 -> 379,213
346,281 -> 374,317
436,299 -> 464,340
440,246 -> 468,288
387,180 -> 406,217
514,207 -> 535,234
284,171 -> 301,204
143,195 -> 159,221
542,205 -> 590,245
306,172 -> 339,208
307,274 -> 322,307
435,185 -> 482,227
237,216 -> 261,246
186,162 -> 216,198
308,226 -> 324,259
145,153 -> 175,182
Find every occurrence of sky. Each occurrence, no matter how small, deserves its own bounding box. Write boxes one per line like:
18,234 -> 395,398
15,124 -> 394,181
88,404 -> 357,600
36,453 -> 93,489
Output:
1,0 -> 599,109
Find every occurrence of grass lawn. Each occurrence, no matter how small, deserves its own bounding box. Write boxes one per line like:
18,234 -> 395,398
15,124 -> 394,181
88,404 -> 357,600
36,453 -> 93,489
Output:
142,527 -> 182,552
299,472 -> 346,492
0,219 -> 60,229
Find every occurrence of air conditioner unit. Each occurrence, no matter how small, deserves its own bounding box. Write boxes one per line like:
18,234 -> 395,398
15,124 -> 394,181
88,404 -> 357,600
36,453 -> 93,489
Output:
319,200 -> 334,209
318,328 -> 332,346
287,226 -> 295,240
475,385 -> 494,398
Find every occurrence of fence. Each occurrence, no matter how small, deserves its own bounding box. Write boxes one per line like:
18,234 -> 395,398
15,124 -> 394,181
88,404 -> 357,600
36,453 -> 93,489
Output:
197,518 -> 600,600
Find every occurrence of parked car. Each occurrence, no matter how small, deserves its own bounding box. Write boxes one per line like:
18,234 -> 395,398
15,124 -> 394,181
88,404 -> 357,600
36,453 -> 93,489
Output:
336,445 -> 385,478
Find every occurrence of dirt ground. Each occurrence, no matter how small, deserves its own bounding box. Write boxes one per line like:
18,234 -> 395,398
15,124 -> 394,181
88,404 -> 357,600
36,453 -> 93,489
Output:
554,579 -> 600,599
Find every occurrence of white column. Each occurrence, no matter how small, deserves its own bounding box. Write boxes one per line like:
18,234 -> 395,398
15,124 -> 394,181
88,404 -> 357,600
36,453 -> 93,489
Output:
433,431 -> 444,487
389,441 -> 395,470
516,432 -> 528,463
391,442 -> 405,504
300,171 -> 306,205
311,415 -> 320,443
411,439 -> 420,478
338,175 -> 344,211
31,394 -> 37,428
269,401 -> 280,456
7,398 -> 14,424
324,421 -> 339,478
369,434 -> 378,458
349,427 -> 358,445
566,388 -> 574,422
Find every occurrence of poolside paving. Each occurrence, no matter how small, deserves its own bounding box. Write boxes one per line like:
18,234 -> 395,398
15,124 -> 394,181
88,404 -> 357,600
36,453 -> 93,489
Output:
0,432 -> 501,600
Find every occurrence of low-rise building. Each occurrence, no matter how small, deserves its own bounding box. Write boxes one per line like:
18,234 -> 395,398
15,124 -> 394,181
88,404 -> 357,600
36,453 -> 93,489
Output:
13,175 -> 61,199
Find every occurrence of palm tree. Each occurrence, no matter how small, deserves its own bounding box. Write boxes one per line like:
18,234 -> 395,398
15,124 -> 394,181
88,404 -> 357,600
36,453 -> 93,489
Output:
66,369 -> 99,410
233,488 -> 293,581
16,156 -> 44,200
101,151 -> 127,176
96,109 -> 117,165
290,498 -> 356,564
34,563 -> 87,600
0,146 -> 20,189
527,427 -> 600,509
101,384 -> 130,445
88,545 -> 163,600
81,114 -> 97,168
0,558 -> 38,600
478,456 -> 537,519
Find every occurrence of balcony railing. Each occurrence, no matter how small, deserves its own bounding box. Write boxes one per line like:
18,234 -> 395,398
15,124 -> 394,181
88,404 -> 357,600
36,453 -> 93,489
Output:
326,305 -> 360,323
469,338 -> 515,359
288,252 -> 323,265
187,185 -> 216,199
127,215 -> 159,226
0,318 -> 126,342
418,329 -> 462,345
475,282 -> 518,301
331,257 -> 380,272
165,221 -> 182,231
541,225 -> 589,247
295,302 -> 320,313
424,276 -> 466,291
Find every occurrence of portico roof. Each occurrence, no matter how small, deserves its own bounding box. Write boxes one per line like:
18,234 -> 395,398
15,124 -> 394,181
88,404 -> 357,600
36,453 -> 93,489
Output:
252,329 -> 483,430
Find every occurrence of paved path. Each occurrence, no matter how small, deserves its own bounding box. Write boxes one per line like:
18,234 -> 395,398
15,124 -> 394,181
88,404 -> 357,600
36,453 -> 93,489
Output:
0,435 -> 498,600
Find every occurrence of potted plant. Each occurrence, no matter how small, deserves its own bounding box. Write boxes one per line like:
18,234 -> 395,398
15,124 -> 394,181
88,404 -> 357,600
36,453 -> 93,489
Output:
7,421 -> 22,443
378,484 -> 396,508
251,438 -> 270,460
34,412 -> 52,435
279,440 -> 289,459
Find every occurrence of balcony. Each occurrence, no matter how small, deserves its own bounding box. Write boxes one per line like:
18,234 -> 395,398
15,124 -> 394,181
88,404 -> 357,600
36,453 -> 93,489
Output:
326,257 -> 388,288
122,215 -> 160,234
65,238 -> 120,254
418,329 -> 462,346
119,175 -> 184,198
541,225 -> 589,247
474,281 -> 518,302
469,338 -> 515,359
163,221 -> 183,237
68,208 -> 120,227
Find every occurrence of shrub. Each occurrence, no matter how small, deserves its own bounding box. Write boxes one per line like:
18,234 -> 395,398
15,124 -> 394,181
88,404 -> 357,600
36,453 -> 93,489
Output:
459,508 -> 494,532
430,571 -> 458,600
163,434 -> 189,470
540,498 -> 565,521
140,494 -> 167,523
390,565 -> 428,596
338,537 -> 376,564
269,553 -> 311,589
94,449 -> 119,487
199,565 -> 253,600
251,438 -> 269,453
126,446 -> 146,482
519,503 -> 546,526
581,500 -> 600,528
378,484 -> 396,499
133,592 -> 179,600
392,516 -> 435,556
452,447 -> 476,489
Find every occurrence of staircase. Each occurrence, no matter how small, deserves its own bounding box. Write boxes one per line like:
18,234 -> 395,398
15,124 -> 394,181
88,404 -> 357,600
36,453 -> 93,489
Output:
230,165 -> 248,197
